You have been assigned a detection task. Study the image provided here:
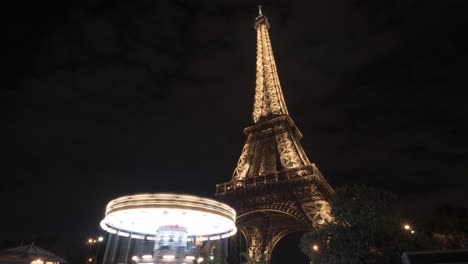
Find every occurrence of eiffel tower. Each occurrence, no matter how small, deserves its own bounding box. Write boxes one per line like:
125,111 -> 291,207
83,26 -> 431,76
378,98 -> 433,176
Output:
215,7 -> 334,263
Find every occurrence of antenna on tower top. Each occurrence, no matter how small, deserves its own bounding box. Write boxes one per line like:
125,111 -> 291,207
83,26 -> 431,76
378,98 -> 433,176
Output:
258,5 -> 263,16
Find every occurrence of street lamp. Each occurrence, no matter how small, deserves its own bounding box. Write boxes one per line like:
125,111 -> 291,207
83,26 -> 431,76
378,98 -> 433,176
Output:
403,224 -> 416,236
95,236 -> 105,263
312,244 -> 319,251
86,236 -> 105,263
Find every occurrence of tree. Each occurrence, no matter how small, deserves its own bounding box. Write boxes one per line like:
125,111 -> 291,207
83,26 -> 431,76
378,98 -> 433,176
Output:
300,185 -> 432,264
429,204 -> 468,249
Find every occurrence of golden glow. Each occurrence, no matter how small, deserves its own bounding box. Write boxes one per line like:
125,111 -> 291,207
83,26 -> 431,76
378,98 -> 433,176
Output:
88,258 -> 92,262
31,259 -> 43,264
88,238 -> 93,243
105,193 -> 236,220
141,255 -> 152,260
117,231 -> 130,237
130,234 -> 145,239
162,255 -> 175,259
100,193 -> 237,240
403,224 -> 416,234
252,17 -> 288,123
215,11 -> 335,264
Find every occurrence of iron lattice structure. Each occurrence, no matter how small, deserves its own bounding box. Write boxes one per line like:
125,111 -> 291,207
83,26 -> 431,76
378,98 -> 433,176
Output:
215,11 -> 334,263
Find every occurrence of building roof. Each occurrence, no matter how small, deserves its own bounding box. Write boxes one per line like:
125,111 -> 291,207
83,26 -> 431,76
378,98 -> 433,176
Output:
401,249 -> 468,264
0,244 -> 68,264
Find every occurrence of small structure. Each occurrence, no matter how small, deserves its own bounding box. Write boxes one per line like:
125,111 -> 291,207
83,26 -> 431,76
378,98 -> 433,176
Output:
100,193 -> 237,264
0,244 -> 68,264
401,249 -> 468,263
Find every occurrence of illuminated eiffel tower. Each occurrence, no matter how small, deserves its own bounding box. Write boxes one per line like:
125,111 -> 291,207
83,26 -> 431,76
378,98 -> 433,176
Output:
215,7 -> 334,263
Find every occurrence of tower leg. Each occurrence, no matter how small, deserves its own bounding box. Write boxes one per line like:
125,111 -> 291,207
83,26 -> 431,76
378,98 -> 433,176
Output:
240,215 -> 298,264
244,227 -> 265,263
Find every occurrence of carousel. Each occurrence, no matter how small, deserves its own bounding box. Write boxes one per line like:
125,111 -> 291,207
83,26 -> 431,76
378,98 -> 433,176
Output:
100,193 -> 237,264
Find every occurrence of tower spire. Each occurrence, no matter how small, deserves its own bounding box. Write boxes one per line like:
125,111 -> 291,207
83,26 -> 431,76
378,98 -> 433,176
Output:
252,9 -> 289,123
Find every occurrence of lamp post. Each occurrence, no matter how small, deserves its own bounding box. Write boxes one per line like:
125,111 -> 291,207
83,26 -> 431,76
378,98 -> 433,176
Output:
96,236 -> 104,263
86,238 -> 95,264
86,236 -> 105,264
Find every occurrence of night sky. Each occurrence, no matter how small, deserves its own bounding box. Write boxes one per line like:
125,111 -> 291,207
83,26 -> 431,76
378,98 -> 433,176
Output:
3,0 -> 468,262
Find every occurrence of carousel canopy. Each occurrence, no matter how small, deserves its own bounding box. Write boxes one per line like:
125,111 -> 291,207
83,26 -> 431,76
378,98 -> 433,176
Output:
100,193 -> 237,240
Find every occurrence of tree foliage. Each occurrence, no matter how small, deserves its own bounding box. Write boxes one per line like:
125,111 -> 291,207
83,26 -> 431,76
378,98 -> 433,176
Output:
300,185 -> 432,264
429,204 -> 468,249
